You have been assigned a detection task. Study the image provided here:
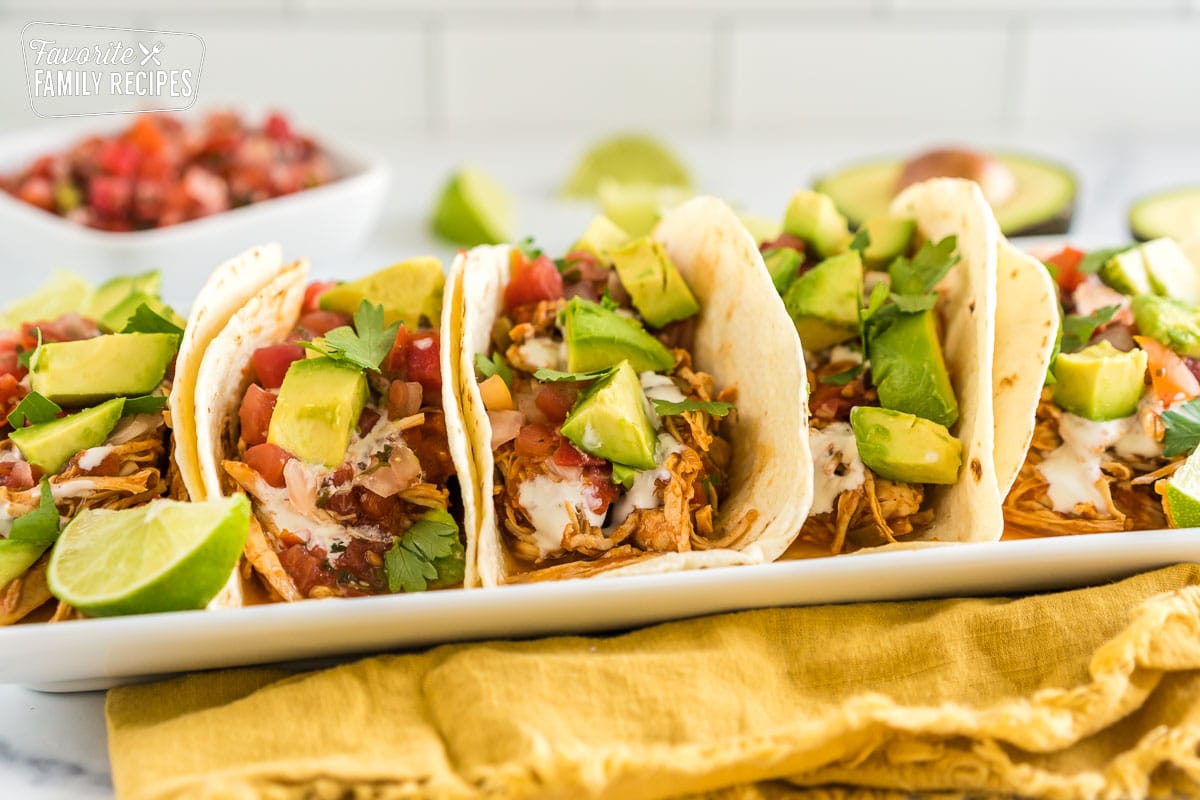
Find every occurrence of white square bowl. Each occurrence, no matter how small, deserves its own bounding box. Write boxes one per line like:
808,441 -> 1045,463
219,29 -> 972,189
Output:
0,119 -> 390,308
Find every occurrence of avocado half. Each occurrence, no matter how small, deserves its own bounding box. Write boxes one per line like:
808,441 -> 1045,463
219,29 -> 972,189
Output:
813,153 -> 1077,237
1129,187 -> 1200,242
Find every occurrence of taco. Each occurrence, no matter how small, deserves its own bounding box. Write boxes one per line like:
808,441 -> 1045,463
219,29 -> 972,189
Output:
0,272 -> 185,624
452,196 -> 811,585
1003,238 -> 1200,534
193,255 -> 474,600
757,178 -> 1004,553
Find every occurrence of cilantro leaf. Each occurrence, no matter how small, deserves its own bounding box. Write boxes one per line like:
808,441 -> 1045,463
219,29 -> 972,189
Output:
890,293 -> 939,313
122,395 -> 168,416
848,228 -> 871,254
599,287 -> 619,311
1059,305 -> 1119,355
862,280 -> 890,322
304,301 -> 399,373
1164,398 -> 1200,457
819,363 -> 865,386
9,478 -> 61,546
122,303 -> 184,336
533,367 -> 613,383
17,329 -> 43,370
652,398 -> 736,417
6,392 -> 61,428
383,510 -> 462,593
1079,246 -> 1131,276
475,352 -> 513,388
516,237 -> 543,261
888,235 -> 959,296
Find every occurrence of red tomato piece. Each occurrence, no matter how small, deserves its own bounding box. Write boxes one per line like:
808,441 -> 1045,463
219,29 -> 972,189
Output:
97,140 -> 141,177
535,383 -> 579,424
514,424 -> 561,458
553,440 -> 606,468
302,281 -> 337,314
1046,246 -> 1086,295
239,384 -> 276,446
387,323 -> 410,373
17,177 -> 54,212
89,175 -> 134,217
264,113 -> 293,141
504,251 -> 564,310
298,310 -> 350,337
0,460 -> 35,491
243,443 -> 293,488
252,343 -> 305,389
406,333 -> 441,391
1135,336 -> 1200,406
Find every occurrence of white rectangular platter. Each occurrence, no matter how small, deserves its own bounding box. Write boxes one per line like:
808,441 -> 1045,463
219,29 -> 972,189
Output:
2,529 -> 1198,691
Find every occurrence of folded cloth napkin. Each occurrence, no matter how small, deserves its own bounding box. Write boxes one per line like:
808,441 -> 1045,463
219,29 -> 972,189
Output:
107,563 -> 1200,800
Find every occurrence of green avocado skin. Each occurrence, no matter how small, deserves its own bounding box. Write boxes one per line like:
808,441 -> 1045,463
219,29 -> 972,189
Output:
868,309 -> 958,429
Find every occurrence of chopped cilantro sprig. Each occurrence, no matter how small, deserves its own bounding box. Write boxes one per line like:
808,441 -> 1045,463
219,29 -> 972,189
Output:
383,510 -> 464,593
1163,398 -> 1200,458
302,301 -> 399,373
652,398 -> 735,417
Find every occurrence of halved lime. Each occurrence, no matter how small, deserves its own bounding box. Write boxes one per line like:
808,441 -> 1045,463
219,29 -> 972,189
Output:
0,270 -> 92,330
431,166 -> 514,246
562,133 -> 691,198
1164,449 -> 1200,528
597,179 -> 692,237
47,495 -> 250,616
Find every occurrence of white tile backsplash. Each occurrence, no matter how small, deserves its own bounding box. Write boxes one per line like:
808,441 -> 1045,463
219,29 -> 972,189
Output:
442,23 -> 715,131
729,25 -> 1009,131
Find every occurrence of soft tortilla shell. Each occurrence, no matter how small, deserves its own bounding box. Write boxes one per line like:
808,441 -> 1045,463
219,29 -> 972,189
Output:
171,244 -> 284,503
890,178 -> 1003,543
457,196 -> 813,586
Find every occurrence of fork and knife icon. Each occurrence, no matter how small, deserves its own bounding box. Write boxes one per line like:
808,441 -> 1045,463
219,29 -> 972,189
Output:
138,40 -> 165,67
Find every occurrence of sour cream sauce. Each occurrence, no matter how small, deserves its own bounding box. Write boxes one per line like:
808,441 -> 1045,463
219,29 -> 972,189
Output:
810,422 -> 866,515
517,337 -> 564,371
517,466 -> 606,557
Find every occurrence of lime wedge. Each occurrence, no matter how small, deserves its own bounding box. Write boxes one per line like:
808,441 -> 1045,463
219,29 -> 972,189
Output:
597,179 -> 692,237
0,270 -> 92,330
1164,449 -> 1200,528
47,495 -> 250,616
431,166 -> 514,246
562,133 -> 691,198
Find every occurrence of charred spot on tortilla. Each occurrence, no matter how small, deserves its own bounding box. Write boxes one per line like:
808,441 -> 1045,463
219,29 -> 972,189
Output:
970,458 -> 982,482
999,375 -> 1016,389
968,300 -> 976,313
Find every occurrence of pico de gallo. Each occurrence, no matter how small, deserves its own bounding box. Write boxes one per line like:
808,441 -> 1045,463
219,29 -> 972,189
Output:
1,111 -> 335,232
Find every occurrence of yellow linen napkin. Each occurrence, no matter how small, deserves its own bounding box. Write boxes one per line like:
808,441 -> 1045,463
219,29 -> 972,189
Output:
107,563 -> 1200,800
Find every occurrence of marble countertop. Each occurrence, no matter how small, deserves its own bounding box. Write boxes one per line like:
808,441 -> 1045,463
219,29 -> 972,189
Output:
3,130 -> 1199,797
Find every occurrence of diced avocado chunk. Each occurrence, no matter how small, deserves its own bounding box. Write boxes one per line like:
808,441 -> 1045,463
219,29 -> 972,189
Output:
1132,294 -> 1200,357
1140,238 -> 1200,305
98,292 -> 184,334
850,406 -> 962,485
1100,247 -> 1153,296
570,215 -> 628,257
84,271 -> 161,322
858,215 -> 916,268
10,397 -> 125,474
763,247 -> 802,295
1052,340 -> 1147,421
0,539 -> 48,588
782,250 -> 863,351
30,333 -> 179,406
561,297 -> 674,374
868,308 -> 958,428
267,358 -> 368,469
783,190 -> 851,258
560,360 -> 657,470
607,237 -> 700,328
319,258 -> 445,328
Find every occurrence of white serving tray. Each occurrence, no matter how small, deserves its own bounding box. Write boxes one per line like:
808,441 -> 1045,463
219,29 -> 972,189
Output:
2,529 -> 1197,691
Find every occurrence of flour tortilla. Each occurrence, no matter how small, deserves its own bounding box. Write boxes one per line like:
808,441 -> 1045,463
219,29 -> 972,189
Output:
456,196 -> 813,586
171,244 -> 285,504
889,178 -> 1004,543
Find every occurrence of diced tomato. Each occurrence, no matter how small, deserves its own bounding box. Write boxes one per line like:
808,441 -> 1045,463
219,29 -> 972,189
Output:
17,177 -> 54,212
97,139 -> 141,177
514,424 -> 561,458
583,465 -> 619,514
0,373 -> 26,423
243,443 -> 294,488
1135,336 -> 1200,406
239,384 -> 276,446
387,323 -> 409,373
298,310 -> 350,336
125,117 -> 166,155
553,440 -> 606,468
504,251 -> 564,310
252,344 -> 305,389
760,232 -> 806,254
0,460 -> 35,491
1046,246 -> 1086,295
406,333 -> 441,392
0,334 -> 24,381
302,281 -> 337,314
89,174 -> 133,217
264,112 -> 293,141
357,406 -> 381,436
535,383 -> 579,424
277,543 -> 331,597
